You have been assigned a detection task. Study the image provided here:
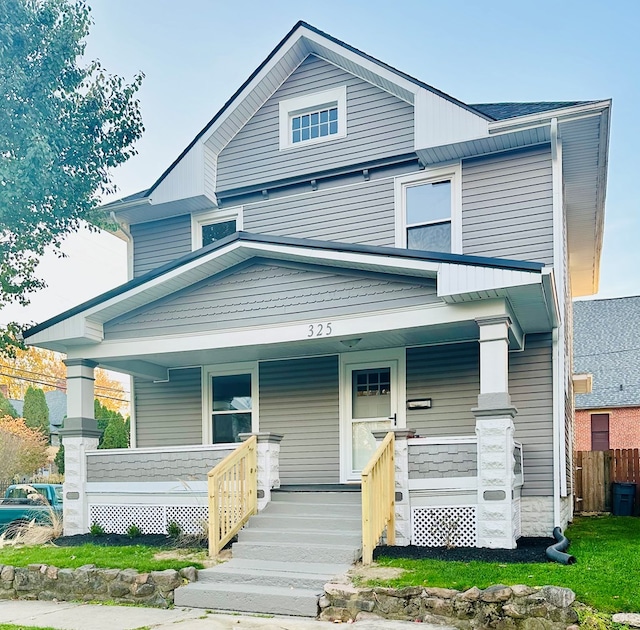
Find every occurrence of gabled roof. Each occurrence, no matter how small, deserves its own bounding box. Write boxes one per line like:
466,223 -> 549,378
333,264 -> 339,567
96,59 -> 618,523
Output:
574,297 -> 640,409
24,232 -> 556,361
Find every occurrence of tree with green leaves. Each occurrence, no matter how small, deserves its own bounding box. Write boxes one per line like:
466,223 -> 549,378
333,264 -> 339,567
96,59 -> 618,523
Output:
0,0 -> 144,356
101,415 -> 129,449
22,385 -> 49,437
0,390 -> 18,418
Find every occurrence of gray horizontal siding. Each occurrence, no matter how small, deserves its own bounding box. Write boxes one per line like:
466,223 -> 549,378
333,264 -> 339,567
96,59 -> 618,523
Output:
134,368 -> 202,448
406,343 -> 479,437
511,333 -> 553,497
408,443 -> 477,479
462,146 -> 554,265
243,177 -> 396,247
86,447 -> 232,483
216,55 -> 414,192
407,335 -> 553,496
131,214 -> 192,277
104,263 -> 438,340
259,356 -> 339,484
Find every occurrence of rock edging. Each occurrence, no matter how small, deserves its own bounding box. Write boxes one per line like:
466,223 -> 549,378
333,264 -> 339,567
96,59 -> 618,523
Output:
320,582 -> 579,629
0,563 -> 198,608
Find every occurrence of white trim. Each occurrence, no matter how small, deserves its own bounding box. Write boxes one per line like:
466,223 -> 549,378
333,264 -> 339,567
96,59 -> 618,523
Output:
339,348 -> 406,483
278,86 -> 347,150
408,477 -> 478,491
394,163 -> 462,254
201,361 -> 259,444
191,206 -> 243,251
86,481 -> 208,494
128,374 -> 137,448
409,435 -> 476,446
86,443 -> 234,457
67,300 -> 510,362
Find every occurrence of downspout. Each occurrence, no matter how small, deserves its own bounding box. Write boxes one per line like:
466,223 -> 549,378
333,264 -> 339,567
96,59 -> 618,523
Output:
110,211 -> 134,281
550,118 -> 563,529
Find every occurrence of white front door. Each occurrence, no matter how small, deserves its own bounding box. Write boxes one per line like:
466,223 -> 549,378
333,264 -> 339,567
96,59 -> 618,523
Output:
341,350 -> 405,482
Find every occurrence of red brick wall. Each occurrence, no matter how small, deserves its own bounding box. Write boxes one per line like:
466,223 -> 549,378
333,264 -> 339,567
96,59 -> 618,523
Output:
575,407 -> 640,450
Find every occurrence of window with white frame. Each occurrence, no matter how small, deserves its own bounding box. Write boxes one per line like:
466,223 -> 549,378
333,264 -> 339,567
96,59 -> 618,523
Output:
191,207 -> 242,250
204,363 -> 258,444
279,86 -> 346,150
394,165 -> 462,254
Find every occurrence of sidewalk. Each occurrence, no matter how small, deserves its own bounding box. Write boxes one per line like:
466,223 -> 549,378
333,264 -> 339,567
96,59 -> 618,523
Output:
0,600 -> 455,629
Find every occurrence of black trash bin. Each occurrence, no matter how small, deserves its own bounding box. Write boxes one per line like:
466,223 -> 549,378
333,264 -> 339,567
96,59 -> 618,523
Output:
612,482 -> 636,516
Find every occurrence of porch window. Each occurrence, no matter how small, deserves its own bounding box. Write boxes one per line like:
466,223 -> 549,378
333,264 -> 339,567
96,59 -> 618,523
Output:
211,373 -> 252,443
394,165 -> 461,254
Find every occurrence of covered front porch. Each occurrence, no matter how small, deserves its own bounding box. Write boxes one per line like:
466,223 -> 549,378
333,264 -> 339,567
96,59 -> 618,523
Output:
23,234 -> 558,551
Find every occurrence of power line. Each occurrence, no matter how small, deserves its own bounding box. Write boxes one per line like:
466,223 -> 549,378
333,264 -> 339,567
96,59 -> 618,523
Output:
0,372 -> 129,405
575,346 -> 640,358
0,363 -> 130,394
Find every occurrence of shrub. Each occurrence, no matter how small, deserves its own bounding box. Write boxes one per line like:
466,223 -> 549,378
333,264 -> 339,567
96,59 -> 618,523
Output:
126,523 -> 142,539
89,521 -> 105,537
167,520 -> 182,538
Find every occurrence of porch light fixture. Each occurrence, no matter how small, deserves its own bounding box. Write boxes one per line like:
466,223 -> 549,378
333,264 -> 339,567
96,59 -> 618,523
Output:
340,338 -> 362,348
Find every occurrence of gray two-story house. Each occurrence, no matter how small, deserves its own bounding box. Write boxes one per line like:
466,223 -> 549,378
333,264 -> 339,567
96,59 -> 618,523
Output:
25,22 -> 610,562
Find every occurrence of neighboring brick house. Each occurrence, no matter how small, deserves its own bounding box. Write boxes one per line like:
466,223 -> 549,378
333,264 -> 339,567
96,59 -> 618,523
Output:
574,297 -> 640,451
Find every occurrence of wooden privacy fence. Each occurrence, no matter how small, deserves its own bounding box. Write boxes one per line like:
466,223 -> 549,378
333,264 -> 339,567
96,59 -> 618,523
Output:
207,435 -> 257,556
574,449 -> 640,513
361,431 -> 395,565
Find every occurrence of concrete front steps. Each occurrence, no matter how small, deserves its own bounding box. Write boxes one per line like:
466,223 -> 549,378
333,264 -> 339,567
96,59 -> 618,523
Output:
175,488 -> 362,616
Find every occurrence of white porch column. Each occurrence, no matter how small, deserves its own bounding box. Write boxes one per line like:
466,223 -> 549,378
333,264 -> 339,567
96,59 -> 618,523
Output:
240,432 -> 283,511
473,316 -> 518,549
59,359 -> 101,536
373,428 -> 415,546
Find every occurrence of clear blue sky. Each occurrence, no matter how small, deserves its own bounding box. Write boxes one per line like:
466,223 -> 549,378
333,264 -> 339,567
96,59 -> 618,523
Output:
4,0 -> 638,329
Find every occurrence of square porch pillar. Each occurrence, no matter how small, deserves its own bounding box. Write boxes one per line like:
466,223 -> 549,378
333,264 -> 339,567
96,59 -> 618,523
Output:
373,428 -> 415,546
473,316 -> 518,549
59,359 -> 102,536
240,432 -> 283,511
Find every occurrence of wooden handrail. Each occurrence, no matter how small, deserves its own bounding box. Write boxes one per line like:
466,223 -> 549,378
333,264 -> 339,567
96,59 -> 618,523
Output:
207,435 -> 257,556
361,431 -> 395,565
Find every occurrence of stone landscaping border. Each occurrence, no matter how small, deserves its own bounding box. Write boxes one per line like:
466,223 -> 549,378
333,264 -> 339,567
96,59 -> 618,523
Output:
320,582 -> 580,629
0,564 -> 198,608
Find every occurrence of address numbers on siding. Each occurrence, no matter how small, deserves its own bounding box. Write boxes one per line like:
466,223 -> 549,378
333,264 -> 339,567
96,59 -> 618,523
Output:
307,322 -> 333,338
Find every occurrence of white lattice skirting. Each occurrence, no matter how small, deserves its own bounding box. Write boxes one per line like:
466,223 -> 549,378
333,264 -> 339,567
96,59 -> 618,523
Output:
412,506 -> 477,547
512,498 -> 522,540
89,504 -> 209,535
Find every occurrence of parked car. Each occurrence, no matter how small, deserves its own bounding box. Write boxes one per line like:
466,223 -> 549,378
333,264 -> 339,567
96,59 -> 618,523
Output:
0,483 -> 63,536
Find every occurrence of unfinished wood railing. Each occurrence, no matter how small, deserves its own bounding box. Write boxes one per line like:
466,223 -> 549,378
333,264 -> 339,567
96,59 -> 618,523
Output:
361,431 -> 395,565
208,435 -> 257,556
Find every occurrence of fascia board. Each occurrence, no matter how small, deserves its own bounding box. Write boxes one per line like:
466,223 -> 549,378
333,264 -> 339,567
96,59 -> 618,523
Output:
541,268 -> 560,328
488,100 -> 611,134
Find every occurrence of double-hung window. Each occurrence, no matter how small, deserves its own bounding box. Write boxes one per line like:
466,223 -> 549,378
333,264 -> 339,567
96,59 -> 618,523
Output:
394,165 -> 461,254
204,363 -> 257,444
279,87 -> 347,150
191,207 -> 242,250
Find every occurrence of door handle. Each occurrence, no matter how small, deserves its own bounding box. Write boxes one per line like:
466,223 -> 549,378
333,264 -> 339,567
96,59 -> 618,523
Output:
388,413 -> 397,426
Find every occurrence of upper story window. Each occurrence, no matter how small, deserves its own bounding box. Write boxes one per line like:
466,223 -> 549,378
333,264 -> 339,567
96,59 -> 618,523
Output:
191,207 -> 242,250
279,86 -> 346,150
394,165 -> 462,254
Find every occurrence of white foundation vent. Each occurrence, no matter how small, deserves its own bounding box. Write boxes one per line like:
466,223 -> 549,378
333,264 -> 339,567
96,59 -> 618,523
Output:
412,506 -> 477,547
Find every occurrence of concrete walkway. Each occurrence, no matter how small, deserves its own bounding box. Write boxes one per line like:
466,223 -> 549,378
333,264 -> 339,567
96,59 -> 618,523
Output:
0,600 -> 456,629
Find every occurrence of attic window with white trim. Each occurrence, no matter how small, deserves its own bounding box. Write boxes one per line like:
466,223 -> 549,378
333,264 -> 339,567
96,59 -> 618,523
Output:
191,207 -> 242,251
279,86 -> 347,150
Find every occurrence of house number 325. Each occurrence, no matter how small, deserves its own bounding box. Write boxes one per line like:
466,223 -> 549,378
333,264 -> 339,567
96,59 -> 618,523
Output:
307,322 -> 333,337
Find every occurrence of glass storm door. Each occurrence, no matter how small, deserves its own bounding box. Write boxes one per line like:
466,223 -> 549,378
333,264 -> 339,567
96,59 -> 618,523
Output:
347,362 -> 397,479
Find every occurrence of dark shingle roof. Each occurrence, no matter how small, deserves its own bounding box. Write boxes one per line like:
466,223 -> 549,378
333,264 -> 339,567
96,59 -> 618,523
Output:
573,297 -> 640,409
471,101 -> 595,120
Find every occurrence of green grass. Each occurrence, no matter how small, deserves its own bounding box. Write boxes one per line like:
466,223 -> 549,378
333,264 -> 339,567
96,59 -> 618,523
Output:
0,543 -> 205,572
372,515 -> 640,613
0,625 -> 57,630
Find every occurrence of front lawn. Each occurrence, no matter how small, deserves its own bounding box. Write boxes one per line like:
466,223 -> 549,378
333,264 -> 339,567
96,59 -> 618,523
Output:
371,515 -> 640,613
0,543 -> 206,573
